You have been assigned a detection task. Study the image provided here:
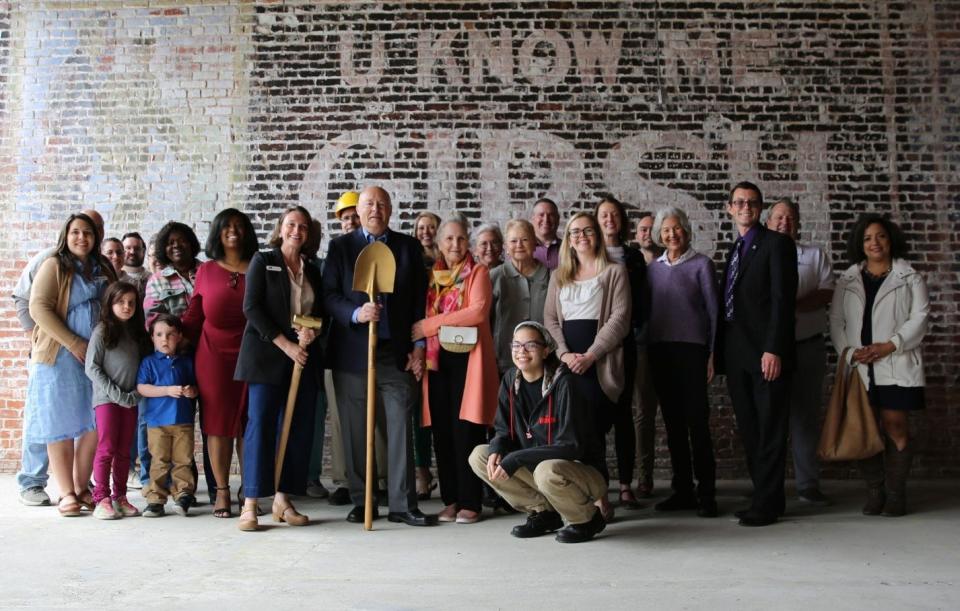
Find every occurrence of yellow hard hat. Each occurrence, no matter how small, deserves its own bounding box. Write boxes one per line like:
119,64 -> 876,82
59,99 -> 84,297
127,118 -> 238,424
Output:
335,191 -> 359,217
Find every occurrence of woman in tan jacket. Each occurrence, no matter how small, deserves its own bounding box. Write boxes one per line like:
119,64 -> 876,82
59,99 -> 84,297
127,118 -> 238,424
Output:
26,213 -> 117,516
413,215 -> 498,524
544,211 -> 631,521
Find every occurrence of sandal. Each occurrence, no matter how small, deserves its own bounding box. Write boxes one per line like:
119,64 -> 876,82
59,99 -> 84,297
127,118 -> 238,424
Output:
76,489 -> 95,512
417,480 -> 438,501
237,506 -> 260,532
272,502 -> 309,526
57,493 -> 82,517
596,497 -> 615,523
416,468 -> 437,501
213,486 -> 232,519
619,488 -> 642,510
237,488 -> 265,517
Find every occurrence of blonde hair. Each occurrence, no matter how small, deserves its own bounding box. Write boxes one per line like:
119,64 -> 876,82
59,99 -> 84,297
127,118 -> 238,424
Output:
414,210 -> 442,262
554,212 -> 608,288
504,218 -> 536,242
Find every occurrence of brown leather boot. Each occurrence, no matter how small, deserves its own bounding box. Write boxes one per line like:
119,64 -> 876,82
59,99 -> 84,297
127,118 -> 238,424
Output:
882,439 -> 913,517
858,451 -> 885,516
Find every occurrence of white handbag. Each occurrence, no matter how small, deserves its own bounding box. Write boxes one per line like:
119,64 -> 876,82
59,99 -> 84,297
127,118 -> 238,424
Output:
438,326 -> 478,353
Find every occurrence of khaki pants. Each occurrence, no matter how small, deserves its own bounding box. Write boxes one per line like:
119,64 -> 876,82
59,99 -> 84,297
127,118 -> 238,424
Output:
326,371 -> 389,487
144,424 -> 195,503
469,444 -> 606,525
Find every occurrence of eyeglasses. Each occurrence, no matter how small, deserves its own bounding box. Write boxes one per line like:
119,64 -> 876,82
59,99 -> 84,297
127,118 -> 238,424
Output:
228,272 -> 240,288
511,340 -> 546,352
729,199 -> 760,209
568,228 -> 596,238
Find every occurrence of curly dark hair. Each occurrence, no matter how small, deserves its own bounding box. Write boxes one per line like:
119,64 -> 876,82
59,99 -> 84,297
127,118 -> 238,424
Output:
154,221 -> 201,268
205,208 -> 260,261
846,214 -> 909,265
99,281 -> 150,353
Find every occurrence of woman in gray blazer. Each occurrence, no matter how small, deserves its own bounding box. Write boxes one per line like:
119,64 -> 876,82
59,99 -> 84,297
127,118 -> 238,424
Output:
490,219 -> 550,374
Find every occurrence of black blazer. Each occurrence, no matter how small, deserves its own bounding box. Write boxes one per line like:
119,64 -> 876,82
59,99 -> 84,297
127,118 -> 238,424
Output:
322,228 -> 427,374
234,248 -> 324,386
715,225 -> 798,374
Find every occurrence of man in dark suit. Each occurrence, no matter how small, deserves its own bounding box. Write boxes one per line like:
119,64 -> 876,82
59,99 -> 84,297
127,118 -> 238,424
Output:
322,186 -> 436,526
717,181 -> 798,526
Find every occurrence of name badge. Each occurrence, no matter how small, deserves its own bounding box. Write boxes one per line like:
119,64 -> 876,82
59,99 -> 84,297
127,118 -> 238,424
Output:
266,265 -> 282,272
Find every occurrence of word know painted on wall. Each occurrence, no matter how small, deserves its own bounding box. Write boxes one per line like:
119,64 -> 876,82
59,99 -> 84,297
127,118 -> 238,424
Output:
338,26 -> 786,91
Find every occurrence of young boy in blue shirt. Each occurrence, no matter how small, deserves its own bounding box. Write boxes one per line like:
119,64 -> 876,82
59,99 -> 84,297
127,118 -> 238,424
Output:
137,314 -> 198,517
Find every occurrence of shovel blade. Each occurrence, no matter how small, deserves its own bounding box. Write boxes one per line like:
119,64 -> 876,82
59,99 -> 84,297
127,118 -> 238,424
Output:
352,240 -> 396,297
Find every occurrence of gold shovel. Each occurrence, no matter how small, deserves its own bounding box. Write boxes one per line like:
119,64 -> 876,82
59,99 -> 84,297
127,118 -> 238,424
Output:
274,314 -> 324,491
352,240 -> 396,530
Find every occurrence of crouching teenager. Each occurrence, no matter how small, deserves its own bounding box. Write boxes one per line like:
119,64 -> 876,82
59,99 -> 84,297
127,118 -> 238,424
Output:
468,321 -> 607,543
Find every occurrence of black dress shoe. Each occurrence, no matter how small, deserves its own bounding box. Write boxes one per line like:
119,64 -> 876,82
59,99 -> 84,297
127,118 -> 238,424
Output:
736,506 -> 783,519
328,487 -> 351,506
654,493 -> 699,512
555,509 -> 605,543
346,505 -> 378,523
697,498 -> 718,518
738,511 -> 778,527
511,511 -> 564,538
387,509 -> 437,526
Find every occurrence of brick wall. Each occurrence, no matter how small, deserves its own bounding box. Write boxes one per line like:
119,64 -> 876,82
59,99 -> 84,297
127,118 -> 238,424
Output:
0,1 -> 957,479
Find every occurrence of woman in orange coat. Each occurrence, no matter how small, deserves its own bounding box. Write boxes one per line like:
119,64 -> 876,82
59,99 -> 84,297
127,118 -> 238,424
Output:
412,214 -> 498,524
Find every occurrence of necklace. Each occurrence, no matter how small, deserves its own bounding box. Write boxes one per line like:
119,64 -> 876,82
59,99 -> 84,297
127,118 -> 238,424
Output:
864,265 -> 892,280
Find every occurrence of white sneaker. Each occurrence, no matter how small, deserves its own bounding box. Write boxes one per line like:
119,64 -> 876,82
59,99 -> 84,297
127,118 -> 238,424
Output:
127,470 -> 143,490
19,486 -> 51,506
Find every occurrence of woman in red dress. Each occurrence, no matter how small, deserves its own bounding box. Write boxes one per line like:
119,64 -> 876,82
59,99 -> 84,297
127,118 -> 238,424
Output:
183,209 -> 260,517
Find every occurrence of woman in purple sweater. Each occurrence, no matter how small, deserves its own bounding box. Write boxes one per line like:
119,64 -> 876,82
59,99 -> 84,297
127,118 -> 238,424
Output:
647,207 -> 720,518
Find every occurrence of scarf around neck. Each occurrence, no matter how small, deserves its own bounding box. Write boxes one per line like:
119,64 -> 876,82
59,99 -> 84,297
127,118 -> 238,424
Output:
425,252 -> 475,371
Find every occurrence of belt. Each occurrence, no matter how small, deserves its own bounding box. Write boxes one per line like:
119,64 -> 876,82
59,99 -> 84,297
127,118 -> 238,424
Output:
797,334 -> 823,345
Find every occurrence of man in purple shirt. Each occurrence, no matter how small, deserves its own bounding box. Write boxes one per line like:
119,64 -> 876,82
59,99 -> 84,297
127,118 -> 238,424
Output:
716,181 -> 798,527
531,198 -> 561,270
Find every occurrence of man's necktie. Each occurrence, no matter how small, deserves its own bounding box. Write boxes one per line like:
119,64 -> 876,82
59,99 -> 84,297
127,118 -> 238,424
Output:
724,238 -> 742,321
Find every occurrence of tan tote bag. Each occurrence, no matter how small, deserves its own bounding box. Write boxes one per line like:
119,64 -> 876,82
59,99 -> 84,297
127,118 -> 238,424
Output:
817,348 -> 885,461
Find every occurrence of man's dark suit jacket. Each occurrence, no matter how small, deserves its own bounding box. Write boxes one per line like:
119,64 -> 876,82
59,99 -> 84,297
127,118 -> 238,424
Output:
715,225 -> 798,374
234,248 -> 325,386
322,228 -> 427,374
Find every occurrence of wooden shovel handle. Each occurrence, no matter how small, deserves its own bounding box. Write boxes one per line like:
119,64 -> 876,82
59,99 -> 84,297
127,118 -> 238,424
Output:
275,346 -> 306,491
364,296 -> 378,531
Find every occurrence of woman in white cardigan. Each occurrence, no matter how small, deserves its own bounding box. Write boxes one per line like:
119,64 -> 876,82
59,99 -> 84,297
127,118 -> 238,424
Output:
830,215 -> 929,517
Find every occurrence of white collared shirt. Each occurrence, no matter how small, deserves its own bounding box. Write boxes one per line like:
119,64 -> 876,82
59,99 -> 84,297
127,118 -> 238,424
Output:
795,242 -> 835,340
656,247 -> 699,267
287,256 -> 314,318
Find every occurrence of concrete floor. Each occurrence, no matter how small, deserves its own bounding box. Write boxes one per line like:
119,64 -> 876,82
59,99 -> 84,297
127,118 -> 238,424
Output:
0,476 -> 957,610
